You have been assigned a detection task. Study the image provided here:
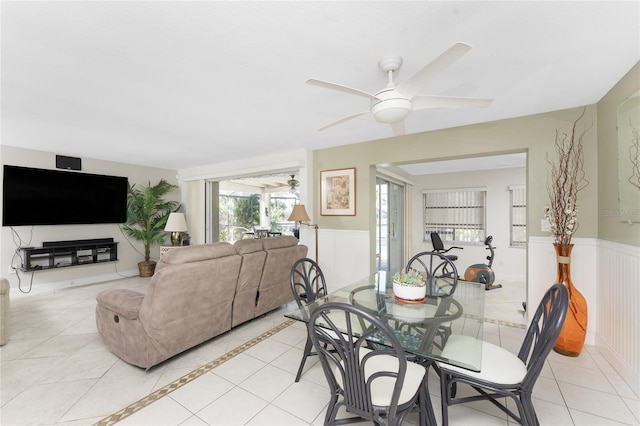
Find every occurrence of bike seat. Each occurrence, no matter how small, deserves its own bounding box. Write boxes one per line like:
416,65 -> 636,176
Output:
430,232 -> 463,262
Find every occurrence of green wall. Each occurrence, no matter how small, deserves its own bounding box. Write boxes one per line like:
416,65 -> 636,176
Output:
314,105 -> 601,252
597,62 -> 640,246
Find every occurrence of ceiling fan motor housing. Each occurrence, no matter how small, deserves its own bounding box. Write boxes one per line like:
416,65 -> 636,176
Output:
370,89 -> 413,123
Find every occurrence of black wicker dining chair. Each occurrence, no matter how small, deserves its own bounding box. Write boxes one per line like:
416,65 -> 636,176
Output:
289,257 -> 328,382
308,301 -> 429,426
438,283 -> 569,426
405,250 -> 459,297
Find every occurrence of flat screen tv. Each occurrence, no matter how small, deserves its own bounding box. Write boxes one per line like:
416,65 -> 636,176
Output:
2,165 -> 128,226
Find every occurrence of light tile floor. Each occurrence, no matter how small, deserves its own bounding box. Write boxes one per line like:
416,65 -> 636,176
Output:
1,276 -> 639,425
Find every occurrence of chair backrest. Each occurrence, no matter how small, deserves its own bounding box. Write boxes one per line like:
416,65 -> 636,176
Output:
254,229 -> 270,239
430,232 -> 445,251
308,302 -> 410,422
405,251 -> 459,297
290,258 -> 327,309
518,283 -> 569,388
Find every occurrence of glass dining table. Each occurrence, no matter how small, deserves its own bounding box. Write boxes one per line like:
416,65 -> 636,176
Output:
284,270 -> 485,424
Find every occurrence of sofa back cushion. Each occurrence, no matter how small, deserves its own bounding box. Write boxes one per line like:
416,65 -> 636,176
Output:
156,243 -> 236,269
139,243 -> 242,362
261,235 -> 300,250
255,236 -> 307,316
231,239 -> 267,327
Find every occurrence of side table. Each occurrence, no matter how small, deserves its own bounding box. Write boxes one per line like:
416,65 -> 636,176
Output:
160,245 -> 183,258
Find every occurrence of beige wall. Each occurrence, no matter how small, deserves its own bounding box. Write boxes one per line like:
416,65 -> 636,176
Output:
0,145 -> 179,292
315,105 -> 602,272
597,61 -> 640,246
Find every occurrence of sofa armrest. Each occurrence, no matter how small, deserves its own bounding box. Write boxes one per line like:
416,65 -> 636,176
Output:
96,289 -> 145,320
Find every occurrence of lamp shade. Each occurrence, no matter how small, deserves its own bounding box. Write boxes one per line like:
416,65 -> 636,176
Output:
164,212 -> 188,232
288,205 -> 310,222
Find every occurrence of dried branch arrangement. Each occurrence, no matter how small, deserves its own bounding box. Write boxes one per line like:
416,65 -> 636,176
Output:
628,122 -> 640,190
544,107 -> 592,245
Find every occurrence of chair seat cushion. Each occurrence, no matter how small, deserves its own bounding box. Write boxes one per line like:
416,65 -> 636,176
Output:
439,335 -> 526,385
334,348 -> 426,406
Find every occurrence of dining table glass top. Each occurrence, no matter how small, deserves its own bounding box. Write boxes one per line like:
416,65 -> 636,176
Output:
284,270 -> 486,371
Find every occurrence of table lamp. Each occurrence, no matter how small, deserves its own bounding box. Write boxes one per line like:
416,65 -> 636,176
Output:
164,212 -> 188,246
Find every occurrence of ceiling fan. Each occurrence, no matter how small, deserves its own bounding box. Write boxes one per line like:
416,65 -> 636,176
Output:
307,42 -> 493,136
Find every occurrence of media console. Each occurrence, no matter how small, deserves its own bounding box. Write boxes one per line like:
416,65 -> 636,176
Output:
20,238 -> 118,272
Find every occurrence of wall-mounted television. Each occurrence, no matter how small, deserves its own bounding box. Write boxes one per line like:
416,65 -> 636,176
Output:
2,165 -> 128,226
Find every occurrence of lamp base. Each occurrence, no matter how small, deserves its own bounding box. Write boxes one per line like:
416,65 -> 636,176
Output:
170,232 -> 182,246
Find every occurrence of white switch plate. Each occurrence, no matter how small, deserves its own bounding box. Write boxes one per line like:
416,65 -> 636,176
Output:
541,218 -> 551,232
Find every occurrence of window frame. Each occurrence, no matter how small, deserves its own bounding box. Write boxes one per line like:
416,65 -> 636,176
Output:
509,185 -> 527,248
423,187 -> 487,245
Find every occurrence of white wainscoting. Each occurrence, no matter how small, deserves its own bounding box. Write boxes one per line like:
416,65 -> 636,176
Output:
529,236 -> 640,398
312,228 -> 370,294
596,239 -> 640,398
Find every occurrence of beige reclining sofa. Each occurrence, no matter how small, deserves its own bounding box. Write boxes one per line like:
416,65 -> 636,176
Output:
95,236 -> 307,369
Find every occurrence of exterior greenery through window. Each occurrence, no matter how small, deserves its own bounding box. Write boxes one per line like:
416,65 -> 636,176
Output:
423,189 -> 486,243
509,185 -> 527,247
269,195 -> 298,233
218,191 -> 297,242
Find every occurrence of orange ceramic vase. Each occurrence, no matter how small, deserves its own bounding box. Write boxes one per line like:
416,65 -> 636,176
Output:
553,243 -> 588,356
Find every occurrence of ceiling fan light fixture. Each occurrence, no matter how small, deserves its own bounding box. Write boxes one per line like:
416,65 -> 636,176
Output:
287,174 -> 300,193
309,43 -> 490,131
371,97 -> 412,123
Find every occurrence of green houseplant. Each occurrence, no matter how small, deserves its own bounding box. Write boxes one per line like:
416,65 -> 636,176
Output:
121,179 -> 179,277
392,270 -> 426,301
392,271 -> 426,286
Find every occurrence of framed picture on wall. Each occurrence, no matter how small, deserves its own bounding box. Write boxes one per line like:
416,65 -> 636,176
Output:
320,167 -> 356,216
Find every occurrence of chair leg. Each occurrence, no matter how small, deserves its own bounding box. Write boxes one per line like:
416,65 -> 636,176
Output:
325,393 -> 341,426
295,338 -> 313,382
440,371 -> 450,426
420,375 -> 437,426
519,392 -> 539,426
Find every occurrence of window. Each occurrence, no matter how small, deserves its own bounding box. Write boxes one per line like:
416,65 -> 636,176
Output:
268,195 -> 298,233
218,191 -> 299,242
423,189 -> 486,243
510,185 -> 527,247
219,192 -> 261,242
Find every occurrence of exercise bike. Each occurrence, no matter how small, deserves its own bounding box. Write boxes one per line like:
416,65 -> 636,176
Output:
464,235 -> 502,291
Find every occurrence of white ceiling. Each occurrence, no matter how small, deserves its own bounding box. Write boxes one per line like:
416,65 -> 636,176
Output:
1,1 -> 638,171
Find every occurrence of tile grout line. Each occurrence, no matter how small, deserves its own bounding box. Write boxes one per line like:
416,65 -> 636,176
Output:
93,319 -> 295,426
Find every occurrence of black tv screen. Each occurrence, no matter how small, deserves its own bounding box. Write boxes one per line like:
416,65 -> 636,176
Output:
2,165 -> 128,226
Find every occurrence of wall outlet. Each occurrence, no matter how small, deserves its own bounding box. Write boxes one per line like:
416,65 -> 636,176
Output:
8,265 -> 16,274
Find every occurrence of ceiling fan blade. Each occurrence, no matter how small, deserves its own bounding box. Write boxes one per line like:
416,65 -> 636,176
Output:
318,110 -> 371,131
391,121 -> 406,136
306,78 -> 376,99
412,95 -> 493,110
396,42 -> 473,99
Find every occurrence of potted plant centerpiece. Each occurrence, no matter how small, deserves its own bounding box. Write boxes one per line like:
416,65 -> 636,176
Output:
392,270 -> 426,302
121,179 -> 179,277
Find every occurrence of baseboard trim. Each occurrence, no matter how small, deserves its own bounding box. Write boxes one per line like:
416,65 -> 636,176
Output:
9,269 -> 139,299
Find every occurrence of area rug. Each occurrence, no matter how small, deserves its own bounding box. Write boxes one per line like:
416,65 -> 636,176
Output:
95,319 -> 295,426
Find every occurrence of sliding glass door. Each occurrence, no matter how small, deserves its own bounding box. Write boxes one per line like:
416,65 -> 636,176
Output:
376,177 -> 404,273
